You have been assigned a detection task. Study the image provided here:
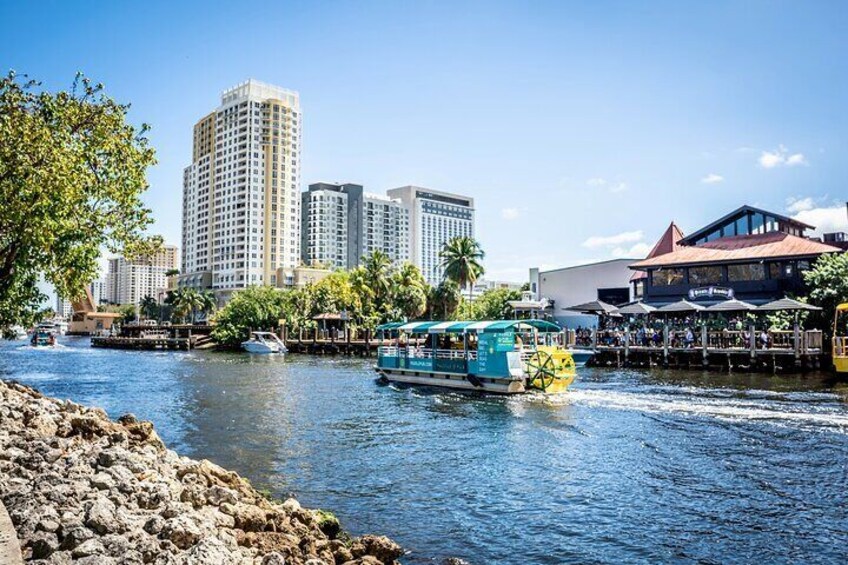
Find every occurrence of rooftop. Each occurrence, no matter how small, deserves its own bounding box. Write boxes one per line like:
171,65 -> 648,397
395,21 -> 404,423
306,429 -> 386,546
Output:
630,231 -> 842,269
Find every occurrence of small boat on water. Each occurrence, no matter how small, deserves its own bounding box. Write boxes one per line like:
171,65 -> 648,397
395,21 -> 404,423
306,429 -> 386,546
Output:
30,329 -> 56,347
242,331 -> 287,354
375,319 -> 577,394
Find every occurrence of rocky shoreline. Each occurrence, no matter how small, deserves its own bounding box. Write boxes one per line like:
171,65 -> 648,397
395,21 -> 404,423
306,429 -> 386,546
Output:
0,380 -> 404,564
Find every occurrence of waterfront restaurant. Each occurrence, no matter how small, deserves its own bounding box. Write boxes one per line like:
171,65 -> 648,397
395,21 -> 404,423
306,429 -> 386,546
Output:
629,205 -> 843,306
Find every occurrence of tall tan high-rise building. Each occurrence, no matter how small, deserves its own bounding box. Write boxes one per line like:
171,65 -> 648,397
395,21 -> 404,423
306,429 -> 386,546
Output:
182,79 -> 302,298
105,245 -> 179,306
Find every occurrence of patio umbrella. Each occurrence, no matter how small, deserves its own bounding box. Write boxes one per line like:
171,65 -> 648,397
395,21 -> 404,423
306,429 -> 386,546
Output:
617,301 -> 658,316
656,299 -> 705,313
756,298 -> 821,312
563,300 -> 621,316
705,299 -> 757,312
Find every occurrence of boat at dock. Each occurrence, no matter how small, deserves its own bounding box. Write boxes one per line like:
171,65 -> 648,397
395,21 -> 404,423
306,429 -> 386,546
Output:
375,319 -> 577,394
242,331 -> 288,354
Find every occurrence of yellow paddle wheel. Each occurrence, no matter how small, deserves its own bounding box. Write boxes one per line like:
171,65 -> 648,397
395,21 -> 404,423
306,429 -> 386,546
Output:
524,346 -> 577,393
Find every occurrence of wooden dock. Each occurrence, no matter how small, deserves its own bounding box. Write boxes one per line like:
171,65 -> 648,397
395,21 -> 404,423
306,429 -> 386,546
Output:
282,328 -> 393,356
91,336 -> 192,350
90,324 -> 213,351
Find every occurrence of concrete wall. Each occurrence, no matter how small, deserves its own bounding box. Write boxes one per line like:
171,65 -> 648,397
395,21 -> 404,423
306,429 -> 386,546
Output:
534,258 -> 636,328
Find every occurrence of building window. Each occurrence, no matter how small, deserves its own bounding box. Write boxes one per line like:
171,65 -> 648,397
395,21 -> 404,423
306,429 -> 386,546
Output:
689,266 -> 722,286
652,268 -> 685,286
728,263 -> 765,282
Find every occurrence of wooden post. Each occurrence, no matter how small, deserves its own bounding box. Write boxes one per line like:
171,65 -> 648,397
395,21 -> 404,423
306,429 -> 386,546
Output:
662,323 -> 669,364
701,323 -> 708,367
624,324 -> 630,361
749,323 -> 756,362
793,312 -> 801,363
591,327 -> 597,351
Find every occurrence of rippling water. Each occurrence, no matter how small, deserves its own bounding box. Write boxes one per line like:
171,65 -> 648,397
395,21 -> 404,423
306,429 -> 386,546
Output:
2,337 -> 848,564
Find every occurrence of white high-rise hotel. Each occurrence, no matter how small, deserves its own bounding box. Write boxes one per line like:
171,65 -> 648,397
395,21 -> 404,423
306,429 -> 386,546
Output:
182,80 -> 301,296
386,186 -> 475,285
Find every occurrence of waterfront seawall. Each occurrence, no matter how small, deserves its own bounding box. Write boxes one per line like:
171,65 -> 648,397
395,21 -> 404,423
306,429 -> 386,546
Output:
0,380 -> 403,564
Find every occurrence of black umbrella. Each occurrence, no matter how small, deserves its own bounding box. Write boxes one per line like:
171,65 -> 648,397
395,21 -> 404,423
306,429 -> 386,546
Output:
706,299 -> 757,312
563,300 -> 621,316
756,298 -> 822,312
656,299 -> 705,313
617,301 -> 658,316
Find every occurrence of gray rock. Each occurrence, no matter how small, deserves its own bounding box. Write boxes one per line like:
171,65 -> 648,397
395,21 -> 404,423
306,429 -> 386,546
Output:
84,496 -> 116,534
71,538 -> 104,558
261,553 -> 287,565
90,472 -> 115,491
160,515 -> 202,550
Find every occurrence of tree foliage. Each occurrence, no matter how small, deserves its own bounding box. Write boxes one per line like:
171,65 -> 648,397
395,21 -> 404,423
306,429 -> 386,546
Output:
458,287 -> 521,321
804,252 -> 848,337
0,71 -> 159,333
211,286 -> 287,348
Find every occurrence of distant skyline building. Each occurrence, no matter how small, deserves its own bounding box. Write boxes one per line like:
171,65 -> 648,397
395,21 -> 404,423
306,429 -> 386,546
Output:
181,79 -> 302,297
106,245 -> 178,306
386,186 -> 475,285
301,182 -> 410,269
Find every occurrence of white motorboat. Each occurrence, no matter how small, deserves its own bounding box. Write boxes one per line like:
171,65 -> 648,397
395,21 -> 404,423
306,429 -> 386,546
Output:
242,331 -> 287,354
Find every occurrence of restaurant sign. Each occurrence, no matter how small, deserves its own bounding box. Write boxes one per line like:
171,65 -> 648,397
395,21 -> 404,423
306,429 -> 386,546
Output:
688,286 -> 734,301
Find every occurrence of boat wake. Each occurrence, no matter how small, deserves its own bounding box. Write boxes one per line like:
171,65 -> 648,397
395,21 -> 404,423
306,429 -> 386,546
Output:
15,344 -> 68,351
565,388 -> 848,433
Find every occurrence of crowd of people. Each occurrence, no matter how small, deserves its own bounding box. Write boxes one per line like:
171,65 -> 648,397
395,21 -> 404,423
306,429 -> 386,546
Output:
573,315 -> 780,350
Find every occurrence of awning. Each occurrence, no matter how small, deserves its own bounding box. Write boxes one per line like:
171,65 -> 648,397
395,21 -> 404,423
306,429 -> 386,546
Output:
428,321 -> 473,333
397,321 -> 441,332
375,322 -> 404,331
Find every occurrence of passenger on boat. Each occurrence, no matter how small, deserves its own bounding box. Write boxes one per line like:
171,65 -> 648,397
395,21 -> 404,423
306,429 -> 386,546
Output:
514,334 -> 523,350
684,328 -> 695,348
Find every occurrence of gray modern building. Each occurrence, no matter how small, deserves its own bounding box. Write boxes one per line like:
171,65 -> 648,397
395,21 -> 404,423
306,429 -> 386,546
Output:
529,258 -> 637,328
301,183 -> 410,269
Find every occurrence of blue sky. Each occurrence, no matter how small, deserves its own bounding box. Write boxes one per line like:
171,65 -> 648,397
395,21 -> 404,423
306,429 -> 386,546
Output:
3,0 -> 847,282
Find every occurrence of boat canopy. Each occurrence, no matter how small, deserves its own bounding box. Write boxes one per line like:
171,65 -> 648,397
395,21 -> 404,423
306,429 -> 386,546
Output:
375,319 -> 561,334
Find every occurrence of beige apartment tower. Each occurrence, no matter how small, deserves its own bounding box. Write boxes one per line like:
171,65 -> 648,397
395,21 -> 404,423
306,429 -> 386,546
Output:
182,80 -> 302,298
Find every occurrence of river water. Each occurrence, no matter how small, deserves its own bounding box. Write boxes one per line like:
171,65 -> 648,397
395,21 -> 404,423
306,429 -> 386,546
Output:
2,337 -> 848,564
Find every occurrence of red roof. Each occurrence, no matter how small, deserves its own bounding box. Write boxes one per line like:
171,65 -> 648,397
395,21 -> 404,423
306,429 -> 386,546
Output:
630,231 -> 842,269
630,222 -> 685,281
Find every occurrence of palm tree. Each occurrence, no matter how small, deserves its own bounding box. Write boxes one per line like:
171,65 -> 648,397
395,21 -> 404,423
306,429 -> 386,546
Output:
439,236 -> 485,302
392,263 -> 428,320
362,250 -> 393,313
168,288 -> 204,324
197,290 -> 217,322
139,295 -> 158,320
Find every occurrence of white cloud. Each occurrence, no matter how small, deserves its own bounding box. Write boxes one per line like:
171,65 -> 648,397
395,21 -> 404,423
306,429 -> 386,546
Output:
586,177 -> 629,193
582,230 -> 644,248
701,173 -> 724,184
786,153 -> 808,166
609,182 -> 628,193
611,242 -> 652,258
586,177 -> 607,187
758,145 -> 809,168
791,204 -> 848,237
500,207 -> 520,220
786,196 -> 815,214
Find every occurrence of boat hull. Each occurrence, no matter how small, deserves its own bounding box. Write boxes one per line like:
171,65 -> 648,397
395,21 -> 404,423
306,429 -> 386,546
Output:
377,367 -> 526,394
241,343 -> 285,354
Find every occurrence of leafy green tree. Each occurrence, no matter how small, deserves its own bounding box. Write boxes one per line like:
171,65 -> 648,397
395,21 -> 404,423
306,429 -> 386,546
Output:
211,286 -> 288,348
391,263 -> 428,320
0,71 -> 159,335
139,295 -> 158,320
118,304 -> 136,324
804,252 -> 848,338
426,280 -> 461,320
165,268 -> 180,277
197,290 -> 217,322
467,288 -> 522,320
439,236 -> 485,302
